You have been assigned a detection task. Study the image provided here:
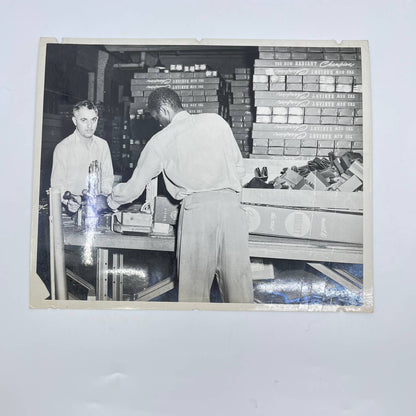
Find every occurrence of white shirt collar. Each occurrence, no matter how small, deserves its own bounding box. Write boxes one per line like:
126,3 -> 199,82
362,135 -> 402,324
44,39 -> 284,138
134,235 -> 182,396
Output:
170,110 -> 190,124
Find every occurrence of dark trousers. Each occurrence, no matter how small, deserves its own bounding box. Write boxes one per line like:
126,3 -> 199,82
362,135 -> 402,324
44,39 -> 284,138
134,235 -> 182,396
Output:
177,190 -> 253,303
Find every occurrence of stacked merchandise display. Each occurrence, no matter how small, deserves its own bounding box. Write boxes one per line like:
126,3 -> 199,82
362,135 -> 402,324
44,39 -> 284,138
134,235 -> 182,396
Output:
110,115 -> 123,173
130,65 -> 226,118
228,68 -> 254,157
120,119 -> 132,176
222,73 -> 233,119
95,106 -> 131,177
251,47 -> 363,158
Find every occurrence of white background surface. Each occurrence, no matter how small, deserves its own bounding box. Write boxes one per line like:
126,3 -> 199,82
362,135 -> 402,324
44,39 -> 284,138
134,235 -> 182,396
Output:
1,1 -> 415,415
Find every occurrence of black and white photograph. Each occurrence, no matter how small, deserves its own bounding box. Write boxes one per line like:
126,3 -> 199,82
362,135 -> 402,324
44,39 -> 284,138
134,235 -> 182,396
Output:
30,38 -> 372,311
5,0 -> 416,414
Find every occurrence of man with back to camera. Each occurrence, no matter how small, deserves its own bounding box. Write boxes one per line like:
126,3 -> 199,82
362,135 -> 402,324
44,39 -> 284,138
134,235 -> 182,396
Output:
51,100 -> 114,212
97,87 -> 254,303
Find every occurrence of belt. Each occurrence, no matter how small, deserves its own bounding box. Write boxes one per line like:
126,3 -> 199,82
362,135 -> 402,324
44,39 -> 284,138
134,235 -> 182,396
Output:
181,189 -> 240,206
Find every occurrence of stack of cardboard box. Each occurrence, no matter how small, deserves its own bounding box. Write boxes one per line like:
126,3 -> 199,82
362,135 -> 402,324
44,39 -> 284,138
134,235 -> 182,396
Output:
110,115 -> 123,170
120,119 -> 133,173
331,156 -> 364,192
130,66 -> 224,117
252,47 -> 363,158
241,155 -> 364,244
228,68 -> 254,157
230,68 -> 253,104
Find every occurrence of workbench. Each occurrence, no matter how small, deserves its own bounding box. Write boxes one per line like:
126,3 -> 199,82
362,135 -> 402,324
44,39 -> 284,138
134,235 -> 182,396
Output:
53,155 -> 365,303
63,226 -> 363,301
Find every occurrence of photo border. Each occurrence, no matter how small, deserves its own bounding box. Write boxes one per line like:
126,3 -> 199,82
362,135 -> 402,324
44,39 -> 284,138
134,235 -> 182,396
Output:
30,38 -> 373,312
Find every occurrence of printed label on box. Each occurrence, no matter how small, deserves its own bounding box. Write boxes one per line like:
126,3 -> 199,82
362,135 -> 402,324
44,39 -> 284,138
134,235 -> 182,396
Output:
284,211 -> 311,237
243,206 -> 262,233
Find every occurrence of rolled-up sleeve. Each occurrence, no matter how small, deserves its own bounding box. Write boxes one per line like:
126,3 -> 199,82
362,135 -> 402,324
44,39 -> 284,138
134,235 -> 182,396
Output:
108,141 -> 163,209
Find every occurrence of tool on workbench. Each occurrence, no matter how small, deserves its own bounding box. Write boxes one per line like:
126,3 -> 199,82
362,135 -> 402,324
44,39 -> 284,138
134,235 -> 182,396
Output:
63,191 -> 81,214
79,160 -> 101,229
111,202 -> 153,235
64,160 -> 111,230
63,191 -> 79,205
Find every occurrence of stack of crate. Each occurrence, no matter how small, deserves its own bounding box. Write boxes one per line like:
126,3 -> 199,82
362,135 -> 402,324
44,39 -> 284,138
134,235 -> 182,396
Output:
222,73 -> 234,119
230,68 -> 253,104
251,46 -> 363,158
106,114 -> 134,176
228,68 -> 254,157
130,66 -> 225,117
120,119 -> 133,174
110,115 -> 123,172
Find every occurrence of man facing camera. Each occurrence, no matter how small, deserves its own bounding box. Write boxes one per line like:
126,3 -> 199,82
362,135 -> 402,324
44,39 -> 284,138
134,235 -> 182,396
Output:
51,100 -> 114,212
98,87 -> 253,303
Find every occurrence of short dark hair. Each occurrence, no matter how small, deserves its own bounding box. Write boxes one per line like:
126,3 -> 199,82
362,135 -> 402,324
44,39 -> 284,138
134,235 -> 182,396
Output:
73,100 -> 98,116
147,88 -> 183,113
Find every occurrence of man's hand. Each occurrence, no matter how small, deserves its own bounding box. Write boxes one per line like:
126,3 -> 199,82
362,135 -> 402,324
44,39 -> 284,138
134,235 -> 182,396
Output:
95,194 -> 113,215
63,191 -> 81,214
67,199 -> 81,213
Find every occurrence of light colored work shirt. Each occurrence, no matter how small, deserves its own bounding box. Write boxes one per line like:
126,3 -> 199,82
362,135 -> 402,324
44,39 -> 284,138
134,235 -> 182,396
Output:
51,130 -> 114,196
108,111 -> 244,208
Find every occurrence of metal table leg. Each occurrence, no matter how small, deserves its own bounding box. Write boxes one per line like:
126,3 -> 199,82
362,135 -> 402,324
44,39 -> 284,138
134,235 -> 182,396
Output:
96,248 -> 109,300
112,253 -> 124,301
307,262 -> 362,295
50,190 -> 68,300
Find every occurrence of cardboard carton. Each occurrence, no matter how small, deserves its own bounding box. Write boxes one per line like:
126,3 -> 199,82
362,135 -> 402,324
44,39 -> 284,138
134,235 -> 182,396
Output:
336,84 -> 353,93
267,147 -> 284,155
304,116 -> 321,124
305,172 -> 329,191
284,147 -> 301,156
303,84 -> 319,91
273,107 -> 288,115
321,108 -> 338,117
337,175 -> 362,192
289,107 -> 304,116
319,84 -> 336,92
275,52 -> 291,59
346,160 -> 363,181
288,115 -> 304,124
270,75 -> 286,83
301,148 -> 318,156
286,83 -> 303,91
154,196 -> 180,225
269,83 -> 286,91
242,204 -> 363,244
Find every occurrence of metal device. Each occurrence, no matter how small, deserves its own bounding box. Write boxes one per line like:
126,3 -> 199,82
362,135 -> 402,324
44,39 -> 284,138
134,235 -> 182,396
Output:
63,160 -> 111,231
111,202 -> 153,234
